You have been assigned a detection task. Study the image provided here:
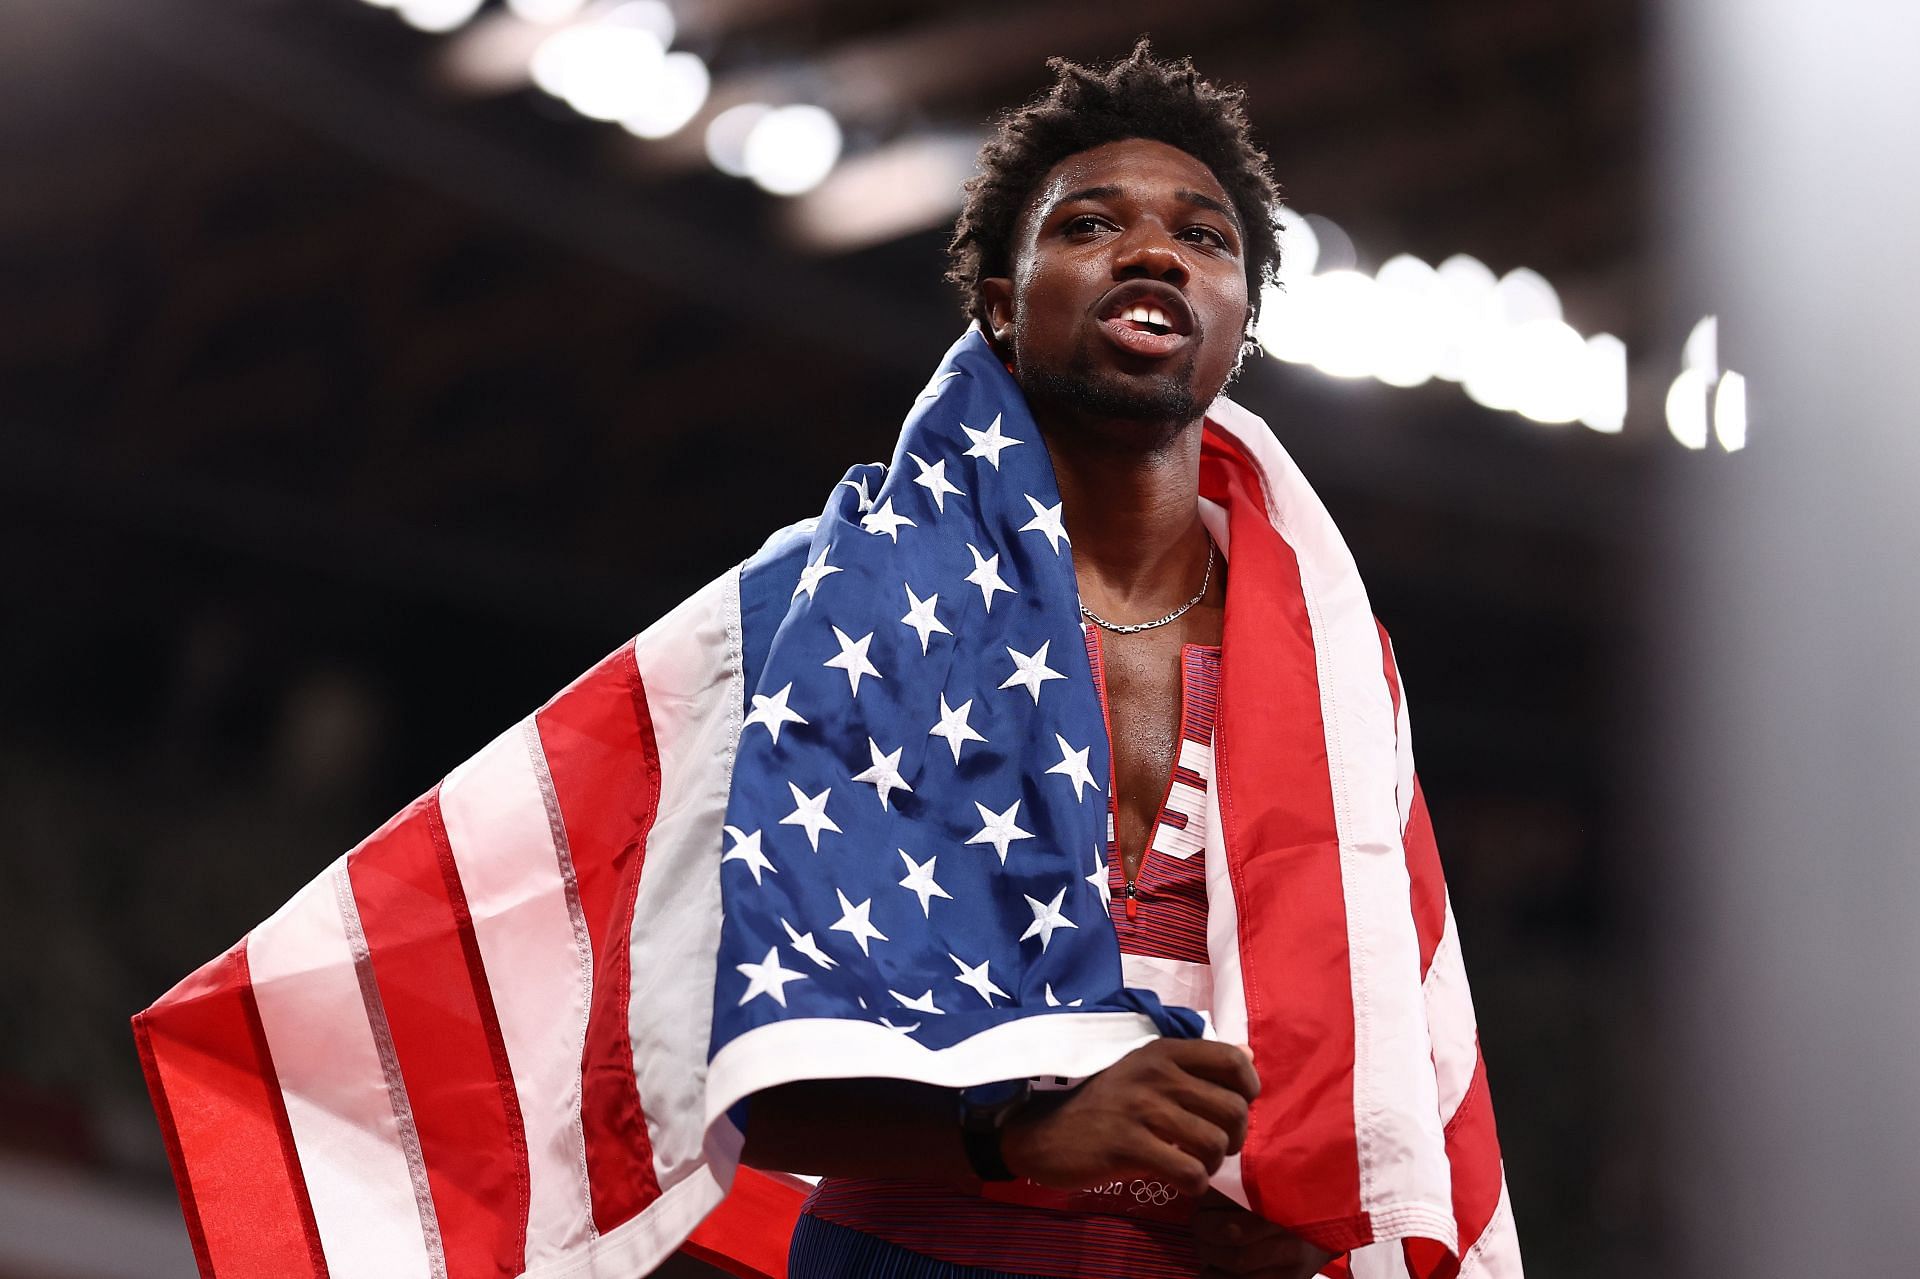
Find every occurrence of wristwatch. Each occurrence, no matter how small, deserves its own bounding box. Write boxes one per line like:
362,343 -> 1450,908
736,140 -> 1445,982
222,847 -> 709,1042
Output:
957,1078 -> 1033,1182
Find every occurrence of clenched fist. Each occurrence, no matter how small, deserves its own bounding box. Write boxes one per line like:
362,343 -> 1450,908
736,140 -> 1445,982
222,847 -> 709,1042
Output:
999,1039 -> 1260,1196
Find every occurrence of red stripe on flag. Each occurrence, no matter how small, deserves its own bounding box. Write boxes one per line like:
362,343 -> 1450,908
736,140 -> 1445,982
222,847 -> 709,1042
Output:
680,1168 -> 802,1278
1436,1051 -> 1504,1277
1404,784 -> 1448,979
345,792 -> 530,1279
132,940 -> 328,1278
534,641 -> 665,1230
1377,626 -> 1449,980
1200,431 -> 1368,1253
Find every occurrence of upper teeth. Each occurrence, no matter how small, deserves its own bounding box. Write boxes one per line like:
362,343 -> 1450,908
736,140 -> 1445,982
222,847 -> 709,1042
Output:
1122,303 -> 1172,330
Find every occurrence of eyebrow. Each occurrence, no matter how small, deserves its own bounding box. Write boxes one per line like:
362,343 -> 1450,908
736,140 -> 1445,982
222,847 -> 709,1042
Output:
1177,189 -> 1243,232
1047,184 -> 1242,233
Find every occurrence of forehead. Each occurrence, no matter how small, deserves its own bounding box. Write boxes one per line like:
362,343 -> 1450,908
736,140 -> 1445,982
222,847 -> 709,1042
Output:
1020,138 -> 1232,229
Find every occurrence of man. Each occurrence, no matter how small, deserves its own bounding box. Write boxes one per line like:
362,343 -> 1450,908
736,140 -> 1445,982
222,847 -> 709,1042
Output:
739,45 -> 1335,1279
132,43 -> 1517,1279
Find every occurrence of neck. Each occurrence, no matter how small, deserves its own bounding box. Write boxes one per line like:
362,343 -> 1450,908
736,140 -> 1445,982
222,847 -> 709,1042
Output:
1035,409 -> 1210,612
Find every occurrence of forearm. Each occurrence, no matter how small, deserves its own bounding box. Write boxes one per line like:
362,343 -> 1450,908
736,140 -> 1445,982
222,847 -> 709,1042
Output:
737,1078 -> 977,1184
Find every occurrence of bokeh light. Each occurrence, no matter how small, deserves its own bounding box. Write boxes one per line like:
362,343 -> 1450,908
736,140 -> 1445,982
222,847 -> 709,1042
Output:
742,105 -> 844,196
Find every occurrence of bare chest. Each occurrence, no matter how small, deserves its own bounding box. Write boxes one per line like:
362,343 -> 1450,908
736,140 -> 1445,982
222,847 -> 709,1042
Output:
1092,605 -> 1222,882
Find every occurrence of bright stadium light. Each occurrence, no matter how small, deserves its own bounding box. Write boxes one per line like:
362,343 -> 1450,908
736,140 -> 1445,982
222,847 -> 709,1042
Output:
743,105 -> 843,196
1581,333 -> 1629,434
1666,368 -> 1712,449
531,24 -> 667,122
506,0 -> 588,22
1302,213 -> 1356,274
706,103 -> 772,177
601,0 -> 675,46
1274,207 -> 1321,285
1714,369 -> 1749,451
619,52 -> 710,139
1302,271 -> 1383,380
1495,266 -> 1562,326
1432,254 -> 1501,383
1369,254 -> 1446,388
1684,314 -> 1720,381
397,0 -> 484,32
1507,318 -> 1592,424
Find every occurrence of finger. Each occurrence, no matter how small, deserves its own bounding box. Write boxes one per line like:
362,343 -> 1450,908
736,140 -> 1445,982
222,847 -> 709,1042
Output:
1160,1077 -> 1251,1154
1165,1040 -> 1263,1099
1139,1099 -> 1231,1174
1120,1129 -> 1213,1196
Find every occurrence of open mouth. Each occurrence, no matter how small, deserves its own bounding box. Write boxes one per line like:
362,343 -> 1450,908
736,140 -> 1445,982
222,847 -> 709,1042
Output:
1095,284 -> 1195,357
1113,302 -> 1177,336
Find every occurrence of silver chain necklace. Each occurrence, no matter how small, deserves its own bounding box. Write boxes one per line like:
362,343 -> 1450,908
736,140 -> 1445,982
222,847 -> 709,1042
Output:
1079,539 -> 1216,635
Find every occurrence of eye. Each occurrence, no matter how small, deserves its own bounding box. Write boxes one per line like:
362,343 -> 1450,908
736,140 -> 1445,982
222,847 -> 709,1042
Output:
1062,214 -> 1115,237
1180,224 -> 1232,251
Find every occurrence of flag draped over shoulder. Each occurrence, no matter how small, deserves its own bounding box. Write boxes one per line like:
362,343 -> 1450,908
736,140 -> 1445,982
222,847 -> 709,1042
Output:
133,330 -> 1521,1279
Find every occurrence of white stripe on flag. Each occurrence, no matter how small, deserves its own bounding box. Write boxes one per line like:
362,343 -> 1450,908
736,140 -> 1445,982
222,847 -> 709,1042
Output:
1120,952 -> 1213,1013
1207,396 -> 1453,1246
1424,899 -> 1481,1122
627,568 -> 744,1191
438,718 -> 597,1264
1458,1175 -> 1523,1278
1388,644 -> 1416,835
248,857 -> 439,1279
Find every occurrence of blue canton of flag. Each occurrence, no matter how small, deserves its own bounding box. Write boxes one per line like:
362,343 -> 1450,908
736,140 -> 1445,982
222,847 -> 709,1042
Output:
711,330 -> 1200,1068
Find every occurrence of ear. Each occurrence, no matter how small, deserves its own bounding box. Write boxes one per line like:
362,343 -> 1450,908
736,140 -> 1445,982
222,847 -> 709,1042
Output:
979,277 -> 1016,348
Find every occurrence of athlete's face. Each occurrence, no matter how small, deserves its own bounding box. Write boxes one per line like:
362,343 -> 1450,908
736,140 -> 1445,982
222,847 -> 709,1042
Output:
982,138 -> 1251,429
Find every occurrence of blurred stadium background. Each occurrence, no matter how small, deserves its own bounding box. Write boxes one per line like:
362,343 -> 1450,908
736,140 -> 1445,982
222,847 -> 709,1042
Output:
3,1 -> 1914,1276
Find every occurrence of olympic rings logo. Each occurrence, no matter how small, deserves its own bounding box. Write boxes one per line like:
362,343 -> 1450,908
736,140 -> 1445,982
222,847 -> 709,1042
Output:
1129,1179 -> 1177,1206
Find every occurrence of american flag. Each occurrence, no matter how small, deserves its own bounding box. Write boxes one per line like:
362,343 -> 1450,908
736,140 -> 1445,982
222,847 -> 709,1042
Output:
133,330 -> 1520,1278
710,332 -> 1204,1078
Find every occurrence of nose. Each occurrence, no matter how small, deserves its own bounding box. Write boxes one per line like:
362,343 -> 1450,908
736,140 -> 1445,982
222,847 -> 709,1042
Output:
1112,223 -> 1189,288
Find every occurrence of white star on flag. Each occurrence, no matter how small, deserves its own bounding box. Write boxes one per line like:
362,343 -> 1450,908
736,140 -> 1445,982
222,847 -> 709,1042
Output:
908,452 -> 966,514
829,889 -> 889,957
1000,640 -> 1066,703
823,626 -> 882,696
897,850 -> 953,916
1044,984 -> 1084,1008
743,682 -> 807,744
878,1018 -> 920,1034
961,413 -> 1024,469
1086,851 -> 1113,908
915,369 -> 962,403
966,799 -> 1033,865
736,946 -> 807,1007
779,781 -> 841,852
860,497 -> 916,542
792,547 -> 842,601
852,738 -> 913,811
1046,733 -> 1100,800
899,584 -> 952,655
964,543 -> 1015,612
721,825 -> 776,885
781,918 -> 837,970
1018,495 -> 1070,554
950,952 -> 1008,1006
1021,886 -> 1079,952
927,693 -> 987,764
889,988 -> 944,1015
838,475 -> 875,512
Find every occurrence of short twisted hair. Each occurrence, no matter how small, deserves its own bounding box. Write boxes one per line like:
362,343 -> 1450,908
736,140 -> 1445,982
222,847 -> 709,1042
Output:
946,41 -> 1283,332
